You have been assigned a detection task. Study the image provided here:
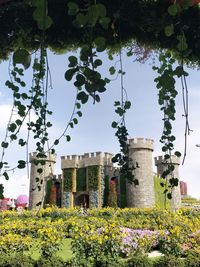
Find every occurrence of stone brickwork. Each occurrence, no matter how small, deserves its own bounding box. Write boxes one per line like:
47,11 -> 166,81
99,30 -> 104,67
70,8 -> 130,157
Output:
29,153 -> 56,209
61,152 -> 113,208
61,152 -> 113,169
126,138 -> 155,208
154,155 -> 181,210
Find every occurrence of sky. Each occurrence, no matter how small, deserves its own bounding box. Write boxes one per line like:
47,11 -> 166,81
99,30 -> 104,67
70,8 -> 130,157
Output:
0,49 -> 200,199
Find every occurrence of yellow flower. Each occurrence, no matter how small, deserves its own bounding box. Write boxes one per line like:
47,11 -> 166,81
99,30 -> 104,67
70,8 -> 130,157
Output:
177,209 -> 183,215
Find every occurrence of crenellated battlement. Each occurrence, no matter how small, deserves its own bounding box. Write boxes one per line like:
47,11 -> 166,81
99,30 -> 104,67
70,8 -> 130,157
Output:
29,152 -> 56,163
154,155 -> 180,166
61,151 -> 113,169
129,138 -> 154,151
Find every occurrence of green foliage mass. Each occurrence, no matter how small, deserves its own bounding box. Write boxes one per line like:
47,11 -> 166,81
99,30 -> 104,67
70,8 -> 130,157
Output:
88,165 -> 99,190
154,176 -> 170,209
63,168 -> 73,191
76,168 -> 87,191
0,0 -> 200,64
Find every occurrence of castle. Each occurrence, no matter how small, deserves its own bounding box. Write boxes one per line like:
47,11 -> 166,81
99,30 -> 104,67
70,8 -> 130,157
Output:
29,138 -> 182,210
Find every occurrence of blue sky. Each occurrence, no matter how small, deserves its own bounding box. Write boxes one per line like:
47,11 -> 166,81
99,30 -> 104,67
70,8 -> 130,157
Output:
0,50 -> 200,199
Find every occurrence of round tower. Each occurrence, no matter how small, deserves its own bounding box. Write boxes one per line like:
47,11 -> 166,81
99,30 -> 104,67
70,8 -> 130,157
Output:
126,138 -> 155,208
154,155 -> 181,210
29,152 -> 56,209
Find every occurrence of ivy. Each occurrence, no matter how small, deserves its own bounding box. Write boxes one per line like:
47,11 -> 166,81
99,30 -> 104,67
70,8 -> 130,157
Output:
63,168 -> 73,192
88,165 -> 99,191
76,168 -> 87,191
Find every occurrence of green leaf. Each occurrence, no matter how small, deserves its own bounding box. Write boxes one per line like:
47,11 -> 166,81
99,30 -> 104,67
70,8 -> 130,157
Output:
114,101 -> 120,106
77,91 -> 89,104
112,121 -> 118,128
167,193 -> 172,199
124,101 -> 131,110
115,107 -> 124,116
73,118 -> 78,124
3,172 -> 9,180
1,142 -> 8,148
175,151 -> 181,157
54,139 -> 59,145
66,135 -> 71,142
76,102 -> 81,109
76,74 -> 85,85
93,59 -> 102,68
77,111 -> 82,117
17,160 -> 26,169
164,25 -> 174,37
67,2 -> 79,15
164,154 -> 170,160
8,123 -> 17,133
94,37 -> 106,47
64,68 -> 77,81
46,121 -> 52,128
109,66 -> 116,75
95,3 -> 106,17
69,122 -> 74,128
68,56 -> 78,66
37,168 -> 43,174
19,139 -> 26,146
75,13 -> 87,27
13,49 -> 31,69
168,4 -> 179,16
99,17 -> 110,29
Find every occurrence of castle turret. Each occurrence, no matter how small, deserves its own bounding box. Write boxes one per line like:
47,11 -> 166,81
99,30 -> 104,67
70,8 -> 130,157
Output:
126,138 -> 155,208
154,155 -> 181,210
29,152 -> 56,209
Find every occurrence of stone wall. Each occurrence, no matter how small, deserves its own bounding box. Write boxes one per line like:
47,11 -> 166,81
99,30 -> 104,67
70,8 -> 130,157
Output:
29,153 -> 56,209
126,138 -> 155,208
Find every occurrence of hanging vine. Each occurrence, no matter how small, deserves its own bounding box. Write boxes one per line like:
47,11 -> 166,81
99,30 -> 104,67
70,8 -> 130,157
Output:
153,0 -> 194,199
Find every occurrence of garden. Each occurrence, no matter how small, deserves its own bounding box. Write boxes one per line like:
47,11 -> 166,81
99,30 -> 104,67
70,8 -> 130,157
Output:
0,206 -> 200,266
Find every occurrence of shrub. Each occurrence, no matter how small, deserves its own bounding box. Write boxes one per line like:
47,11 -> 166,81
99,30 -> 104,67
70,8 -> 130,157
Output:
125,255 -> 153,267
184,250 -> 200,267
35,256 -> 65,267
155,255 -> 185,267
0,253 -> 34,267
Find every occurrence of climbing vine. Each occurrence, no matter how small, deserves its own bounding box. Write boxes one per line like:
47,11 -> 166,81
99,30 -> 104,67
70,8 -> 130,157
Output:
88,165 -> 99,191
63,168 -> 73,192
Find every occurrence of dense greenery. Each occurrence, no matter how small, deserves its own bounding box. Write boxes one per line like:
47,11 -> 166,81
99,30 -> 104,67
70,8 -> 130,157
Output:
0,207 -> 199,266
0,0 -> 200,64
76,168 -> 87,191
63,168 -> 73,191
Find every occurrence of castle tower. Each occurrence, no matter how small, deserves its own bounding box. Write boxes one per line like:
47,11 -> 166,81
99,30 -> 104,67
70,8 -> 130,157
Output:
126,138 -> 155,208
29,152 -> 56,209
154,155 -> 181,210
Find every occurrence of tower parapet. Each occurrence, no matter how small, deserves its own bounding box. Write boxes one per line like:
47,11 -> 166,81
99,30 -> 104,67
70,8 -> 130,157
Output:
61,152 -> 113,169
29,152 -> 56,210
129,138 -> 154,151
154,155 -> 181,210
126,137 -> 155,208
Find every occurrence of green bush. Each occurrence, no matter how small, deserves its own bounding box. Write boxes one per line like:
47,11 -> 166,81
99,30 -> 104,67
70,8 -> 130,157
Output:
155,256 -> 185,267
184,251 -> 200,267
0,253 -> 34,267
35,256 -> 65,267
125,255 -> 153,267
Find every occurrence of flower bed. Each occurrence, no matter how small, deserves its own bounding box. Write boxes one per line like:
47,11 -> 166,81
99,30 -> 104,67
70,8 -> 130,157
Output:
0,207 -> 199,266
